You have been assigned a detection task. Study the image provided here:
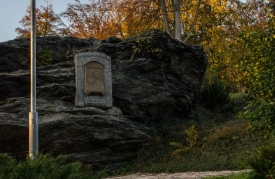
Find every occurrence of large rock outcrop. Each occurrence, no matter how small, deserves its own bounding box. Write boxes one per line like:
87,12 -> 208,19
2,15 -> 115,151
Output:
0,30 -> 208,169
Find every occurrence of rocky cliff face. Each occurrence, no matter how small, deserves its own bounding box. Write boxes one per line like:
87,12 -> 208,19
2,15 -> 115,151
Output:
0,30 -> 208,170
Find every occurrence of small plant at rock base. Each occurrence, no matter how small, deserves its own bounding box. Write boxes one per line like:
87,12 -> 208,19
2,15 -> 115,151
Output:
169,125 -> 198,156
38,49 -> 53,66
200,75 -> 231,109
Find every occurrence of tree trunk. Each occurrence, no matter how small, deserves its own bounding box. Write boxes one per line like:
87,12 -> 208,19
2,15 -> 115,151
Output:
173,0 -> 181,41
158,0 -> 173,37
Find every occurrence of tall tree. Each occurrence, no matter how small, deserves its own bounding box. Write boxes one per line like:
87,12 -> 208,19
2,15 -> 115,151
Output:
60,0 -> 116,39
60,0 -> 201,41
60,0 -> 161,39
157,0 -> 201,41
16,2 -> 64,38
189,0 -> 248,89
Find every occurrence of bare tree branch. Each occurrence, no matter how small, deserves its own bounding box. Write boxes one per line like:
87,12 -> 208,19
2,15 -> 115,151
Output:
158,0 -> 173,37
183,0 -> 201,43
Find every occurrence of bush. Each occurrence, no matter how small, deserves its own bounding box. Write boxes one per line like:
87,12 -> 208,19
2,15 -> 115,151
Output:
38,49 -> 53,66
0,153 -> 17,177
169,125 -> 198,156
243,100 -> 275,138
237,11 -> 275,137
249,143 -> 275,179
200,75 -> 231,109
0,153 -> 91,179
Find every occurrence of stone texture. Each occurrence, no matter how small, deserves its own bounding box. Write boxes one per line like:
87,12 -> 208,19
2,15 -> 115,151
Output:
0,30 -> 208,170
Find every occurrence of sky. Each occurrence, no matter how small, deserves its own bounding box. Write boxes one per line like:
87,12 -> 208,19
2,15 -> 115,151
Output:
0,0 -> 90,42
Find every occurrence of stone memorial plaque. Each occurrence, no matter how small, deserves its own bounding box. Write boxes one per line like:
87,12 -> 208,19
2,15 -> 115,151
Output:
75,52 -> 112,107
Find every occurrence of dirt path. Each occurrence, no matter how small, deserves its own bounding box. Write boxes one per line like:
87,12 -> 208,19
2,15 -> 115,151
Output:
106,169 -> 251,179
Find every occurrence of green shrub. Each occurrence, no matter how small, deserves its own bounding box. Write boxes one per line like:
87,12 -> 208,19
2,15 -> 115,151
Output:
38,49 -> 53,66
130,33 -> 162,60
0,153 -> 90,179
248,143 -> 275,179
243,100 -> 275,138
0,153 -> 17,178
237,11 -> 275,137
200,75 -> 231,109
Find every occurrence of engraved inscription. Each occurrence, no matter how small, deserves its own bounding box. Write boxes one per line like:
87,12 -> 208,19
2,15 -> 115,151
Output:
84,62 -> 106,96
84,96 -> 104,103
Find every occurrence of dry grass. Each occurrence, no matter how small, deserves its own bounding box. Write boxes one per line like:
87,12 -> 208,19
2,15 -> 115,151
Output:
131,103 -> 269,173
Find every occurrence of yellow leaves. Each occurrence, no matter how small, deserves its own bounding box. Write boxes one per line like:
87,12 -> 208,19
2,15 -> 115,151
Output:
208,0 -> 228,13
185,125 -> 198,147
170,125 -> 198,157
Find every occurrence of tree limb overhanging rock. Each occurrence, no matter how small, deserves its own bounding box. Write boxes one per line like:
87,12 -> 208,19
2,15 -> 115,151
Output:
0,29 -> 208,170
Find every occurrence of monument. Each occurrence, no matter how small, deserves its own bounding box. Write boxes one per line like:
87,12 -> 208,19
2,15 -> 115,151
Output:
75,52 -> 112,107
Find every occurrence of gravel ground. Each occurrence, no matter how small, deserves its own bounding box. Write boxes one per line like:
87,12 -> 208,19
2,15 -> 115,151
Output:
106,169 -> 252,179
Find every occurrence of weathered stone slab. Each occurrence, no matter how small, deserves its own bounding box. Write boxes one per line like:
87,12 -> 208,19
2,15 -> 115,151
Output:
84,61 -> 105,96
75,52 -> 112,107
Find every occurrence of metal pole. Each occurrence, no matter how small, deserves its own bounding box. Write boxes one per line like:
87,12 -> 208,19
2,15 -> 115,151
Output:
29,0 -> 39,160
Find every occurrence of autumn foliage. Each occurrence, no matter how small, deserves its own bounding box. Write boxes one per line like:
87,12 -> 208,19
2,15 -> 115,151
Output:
16,3 -> 65,38
16,0 -> 274,88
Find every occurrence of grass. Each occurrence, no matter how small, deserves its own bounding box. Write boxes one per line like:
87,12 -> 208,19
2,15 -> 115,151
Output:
204,172 -> 252,179
130,93 -> 272,174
